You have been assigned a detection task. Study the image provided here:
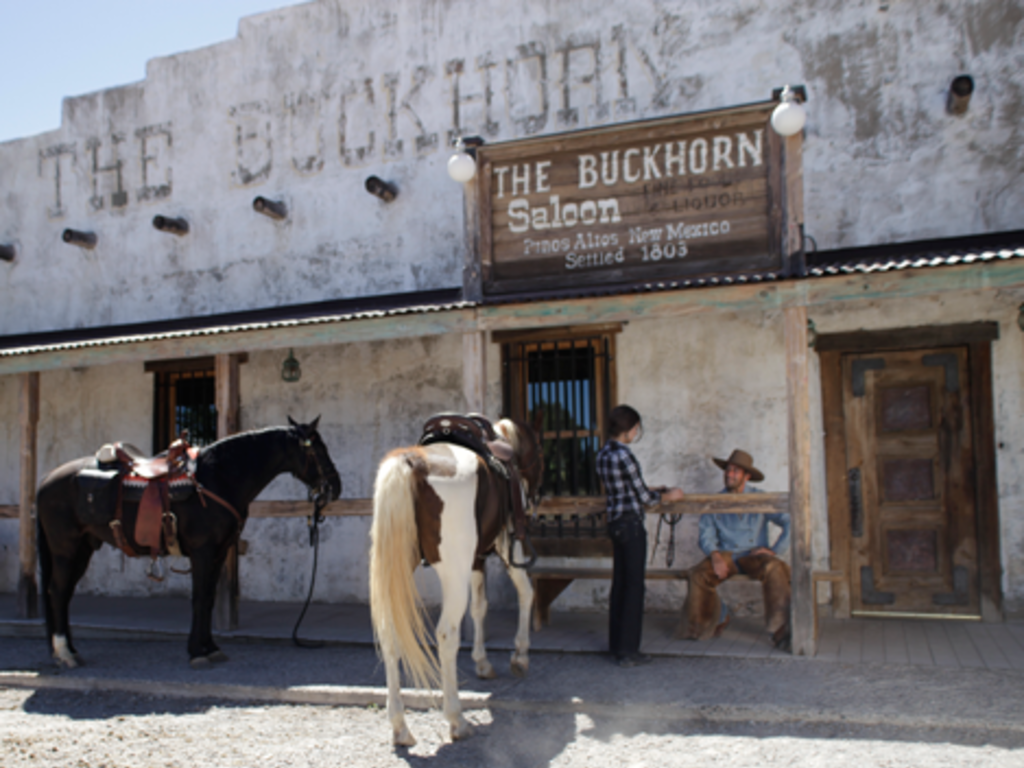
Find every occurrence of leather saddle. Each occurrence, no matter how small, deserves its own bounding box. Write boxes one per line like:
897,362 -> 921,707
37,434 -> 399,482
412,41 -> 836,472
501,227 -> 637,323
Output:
419,413 -> 514,465
75,435 -> 197,565
419,413 -> 528,544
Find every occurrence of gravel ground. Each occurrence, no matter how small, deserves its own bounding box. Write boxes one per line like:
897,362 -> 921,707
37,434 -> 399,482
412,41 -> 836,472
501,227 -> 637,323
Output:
3,687 -> 1023,768
2,635 -> 1023,767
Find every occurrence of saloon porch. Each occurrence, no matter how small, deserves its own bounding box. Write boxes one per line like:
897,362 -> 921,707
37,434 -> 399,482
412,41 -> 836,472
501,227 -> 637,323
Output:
4,227 -> 1023,657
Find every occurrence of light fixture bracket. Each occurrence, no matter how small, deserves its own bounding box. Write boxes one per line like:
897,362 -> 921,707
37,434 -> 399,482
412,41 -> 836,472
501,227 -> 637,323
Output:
448,136 -> 484,183
772,85 -> 808,103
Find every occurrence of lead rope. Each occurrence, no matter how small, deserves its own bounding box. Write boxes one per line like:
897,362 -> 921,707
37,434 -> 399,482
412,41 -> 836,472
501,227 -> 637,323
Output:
651,512 -> 683,567
292,484 -> 330,648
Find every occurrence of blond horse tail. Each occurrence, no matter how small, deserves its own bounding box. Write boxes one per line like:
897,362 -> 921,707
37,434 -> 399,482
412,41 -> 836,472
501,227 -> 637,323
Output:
369,451 -> 441,693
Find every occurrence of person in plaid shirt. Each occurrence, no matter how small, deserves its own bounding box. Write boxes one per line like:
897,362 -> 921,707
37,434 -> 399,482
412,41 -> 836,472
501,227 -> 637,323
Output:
597,405 -> 685,667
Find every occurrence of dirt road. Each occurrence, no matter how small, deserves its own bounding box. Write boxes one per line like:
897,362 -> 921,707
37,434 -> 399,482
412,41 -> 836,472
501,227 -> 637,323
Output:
2,635 -> 1023,767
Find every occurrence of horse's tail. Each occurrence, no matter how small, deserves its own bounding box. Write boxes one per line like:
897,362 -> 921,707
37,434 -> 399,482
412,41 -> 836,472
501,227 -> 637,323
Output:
369,450 -> 440,693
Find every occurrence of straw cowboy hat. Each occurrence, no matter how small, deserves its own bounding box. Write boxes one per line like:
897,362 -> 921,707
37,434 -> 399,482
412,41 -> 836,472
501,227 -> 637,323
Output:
712,449 -> 764,483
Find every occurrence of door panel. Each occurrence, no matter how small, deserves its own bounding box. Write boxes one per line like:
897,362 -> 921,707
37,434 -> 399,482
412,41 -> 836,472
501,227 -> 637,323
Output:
843,347 -> 978,616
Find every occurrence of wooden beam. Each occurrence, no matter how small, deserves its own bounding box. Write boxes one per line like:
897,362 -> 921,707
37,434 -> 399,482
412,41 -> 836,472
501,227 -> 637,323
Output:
463,160 -> 483,303
970,340 -> 1003,621
18,372 -> 40,619
816,322 -> 1000,353
245,494 -> 789,518
533,493 -> 790,517
462,331 -> 486,415
214,353 -> 242,632
250,499 -> 374,518
144,354 -> 247,374
820,350 -> 852,618
215,354 -> 241,437
782,132 -> 804,274
785,306 -> 814,656
477,258 -> 1024,334
0,505 -> 18,519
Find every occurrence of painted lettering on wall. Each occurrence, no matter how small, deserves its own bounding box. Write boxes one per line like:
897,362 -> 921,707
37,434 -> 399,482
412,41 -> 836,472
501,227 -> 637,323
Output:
39,125 -> 172,219
32,23 -> 696,209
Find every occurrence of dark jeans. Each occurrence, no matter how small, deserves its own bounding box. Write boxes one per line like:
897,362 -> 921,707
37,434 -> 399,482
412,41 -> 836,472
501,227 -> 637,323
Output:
608,516 -> 647,659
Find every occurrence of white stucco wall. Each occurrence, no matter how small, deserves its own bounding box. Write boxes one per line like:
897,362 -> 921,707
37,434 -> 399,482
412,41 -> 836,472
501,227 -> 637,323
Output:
234,335 -> 464,605
1,0 -> 1022,335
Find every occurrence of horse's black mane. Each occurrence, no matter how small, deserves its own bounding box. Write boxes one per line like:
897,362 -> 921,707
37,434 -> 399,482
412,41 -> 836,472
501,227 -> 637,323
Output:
200,425 -> 297,452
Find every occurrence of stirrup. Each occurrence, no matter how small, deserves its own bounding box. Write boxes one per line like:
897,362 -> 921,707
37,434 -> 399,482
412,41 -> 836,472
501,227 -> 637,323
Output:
146,557 -> 167,583
508,534 -> 537,569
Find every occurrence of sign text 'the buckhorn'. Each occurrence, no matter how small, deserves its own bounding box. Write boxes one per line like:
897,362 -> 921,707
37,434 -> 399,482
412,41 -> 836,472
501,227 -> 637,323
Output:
476,104 -> 786,294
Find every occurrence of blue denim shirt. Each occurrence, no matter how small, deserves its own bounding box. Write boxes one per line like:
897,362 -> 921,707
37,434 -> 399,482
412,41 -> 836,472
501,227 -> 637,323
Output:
698,486 -> 790,558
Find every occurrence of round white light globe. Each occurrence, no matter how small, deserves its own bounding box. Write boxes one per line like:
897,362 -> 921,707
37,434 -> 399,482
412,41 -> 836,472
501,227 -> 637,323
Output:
770,99 -> 806,137
447,152 -> 477,182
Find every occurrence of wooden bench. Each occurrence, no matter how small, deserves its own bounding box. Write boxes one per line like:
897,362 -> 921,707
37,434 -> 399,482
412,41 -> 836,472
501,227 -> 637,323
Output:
530,559 -> 840,642
528,563 -> 708,631
524,493 -> 847,639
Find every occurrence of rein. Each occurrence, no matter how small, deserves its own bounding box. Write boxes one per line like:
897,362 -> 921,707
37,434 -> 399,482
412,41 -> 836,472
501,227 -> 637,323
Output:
507,425 -> 542,570
292,435 -> 341,649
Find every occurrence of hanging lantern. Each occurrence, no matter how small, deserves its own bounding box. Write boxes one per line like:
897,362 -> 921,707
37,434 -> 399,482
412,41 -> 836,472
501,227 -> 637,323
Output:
281,349 -> 302,383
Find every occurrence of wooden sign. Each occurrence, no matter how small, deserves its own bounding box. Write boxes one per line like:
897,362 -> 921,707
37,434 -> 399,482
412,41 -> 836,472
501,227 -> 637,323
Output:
475,102 -> 785,296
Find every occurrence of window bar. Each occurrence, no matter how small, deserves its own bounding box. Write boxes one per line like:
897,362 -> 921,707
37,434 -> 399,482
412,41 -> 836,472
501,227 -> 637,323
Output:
560,342 -> 568,494
569,339 -> 581,494
591,340 -> 600,493
501,346 -> 511,419
209,374 -> 217,442
549,344 -> 560,497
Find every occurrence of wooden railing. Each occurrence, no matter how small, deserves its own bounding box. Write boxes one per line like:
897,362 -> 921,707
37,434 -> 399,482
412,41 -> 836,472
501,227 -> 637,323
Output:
246,492 -> 790,519
0,493 -> 791,521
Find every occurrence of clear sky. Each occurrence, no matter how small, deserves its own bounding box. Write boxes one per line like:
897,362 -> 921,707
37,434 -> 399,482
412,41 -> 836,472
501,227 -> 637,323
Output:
0,0 -> 308,144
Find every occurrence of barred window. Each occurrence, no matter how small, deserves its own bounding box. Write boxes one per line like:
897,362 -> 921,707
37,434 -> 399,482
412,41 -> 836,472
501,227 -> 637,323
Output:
146,358 -> 218,452
500,325 -> 619,496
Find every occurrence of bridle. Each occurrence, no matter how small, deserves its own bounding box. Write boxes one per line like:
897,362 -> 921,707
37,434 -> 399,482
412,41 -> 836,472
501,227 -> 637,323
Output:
297,432 -> 340,511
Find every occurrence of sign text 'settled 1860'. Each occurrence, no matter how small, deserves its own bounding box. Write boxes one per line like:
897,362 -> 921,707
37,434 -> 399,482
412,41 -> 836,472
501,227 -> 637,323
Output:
476,103 -> 783,295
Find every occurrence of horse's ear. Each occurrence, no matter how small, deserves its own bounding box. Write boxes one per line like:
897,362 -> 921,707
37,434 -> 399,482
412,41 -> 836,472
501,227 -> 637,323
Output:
288,415 -> 298,428
311,415 -> 321,431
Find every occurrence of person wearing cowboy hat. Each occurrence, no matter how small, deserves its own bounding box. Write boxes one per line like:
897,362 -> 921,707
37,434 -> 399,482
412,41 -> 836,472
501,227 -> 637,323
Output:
678,449 -> 792,651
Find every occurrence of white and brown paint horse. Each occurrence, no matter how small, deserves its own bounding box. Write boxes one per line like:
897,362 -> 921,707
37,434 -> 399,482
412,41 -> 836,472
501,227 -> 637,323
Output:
369,417 -> 542,746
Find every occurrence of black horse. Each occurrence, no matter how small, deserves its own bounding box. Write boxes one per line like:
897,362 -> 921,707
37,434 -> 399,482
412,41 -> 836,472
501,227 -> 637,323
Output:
36,417 -> 341,668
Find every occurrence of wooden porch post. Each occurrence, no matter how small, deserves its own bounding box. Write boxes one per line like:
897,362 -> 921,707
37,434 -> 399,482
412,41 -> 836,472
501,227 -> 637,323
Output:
785,306 -> 814,655
214,353 -> 241,631
17,372 -> 40,619
463,329 -> 487,415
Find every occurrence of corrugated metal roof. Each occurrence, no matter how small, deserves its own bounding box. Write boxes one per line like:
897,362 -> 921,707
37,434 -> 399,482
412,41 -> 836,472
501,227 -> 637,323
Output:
806,229 -> 1024,276
0,288 -> 472,359
3,230 -> 1022,359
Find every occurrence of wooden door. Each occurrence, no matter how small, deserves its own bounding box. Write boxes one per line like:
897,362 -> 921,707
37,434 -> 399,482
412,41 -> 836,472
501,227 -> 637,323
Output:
843,347 -> 979,616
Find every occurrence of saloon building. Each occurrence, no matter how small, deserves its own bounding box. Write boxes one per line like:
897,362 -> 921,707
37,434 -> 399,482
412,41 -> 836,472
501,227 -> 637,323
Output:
2,0 -> 1022,654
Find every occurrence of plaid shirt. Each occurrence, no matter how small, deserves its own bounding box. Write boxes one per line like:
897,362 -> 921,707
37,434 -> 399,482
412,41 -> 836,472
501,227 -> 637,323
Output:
596,439 -> 661,523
